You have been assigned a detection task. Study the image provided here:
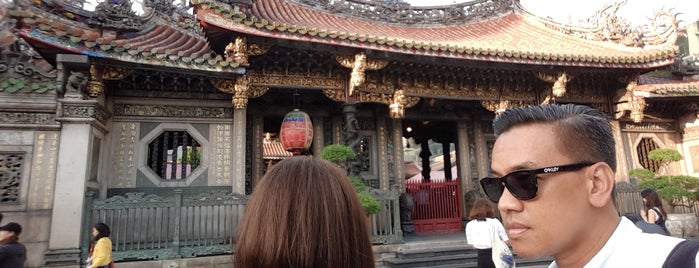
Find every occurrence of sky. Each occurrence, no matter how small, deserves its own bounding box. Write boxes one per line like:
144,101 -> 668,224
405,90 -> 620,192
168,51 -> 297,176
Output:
405,0 -> 699,27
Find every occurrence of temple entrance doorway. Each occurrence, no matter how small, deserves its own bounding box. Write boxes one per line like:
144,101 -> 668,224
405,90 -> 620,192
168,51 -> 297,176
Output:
403,120 -> 462,233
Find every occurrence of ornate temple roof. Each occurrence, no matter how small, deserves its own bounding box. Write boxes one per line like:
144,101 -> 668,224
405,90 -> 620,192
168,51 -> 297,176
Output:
9,0 -> 244,75
194,0 -> 682,69
0,13 -> 57,95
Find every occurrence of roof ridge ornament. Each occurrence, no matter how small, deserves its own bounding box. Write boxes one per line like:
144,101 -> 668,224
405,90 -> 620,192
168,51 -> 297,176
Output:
531,0 -> 681,49
291,0 -> 512,26
86,0 -> 146,30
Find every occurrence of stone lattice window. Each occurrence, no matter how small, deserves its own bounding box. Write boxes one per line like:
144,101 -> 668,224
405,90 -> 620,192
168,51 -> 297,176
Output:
0,153 -> 23,204
147,131 -> 202,180
637,137 -> 661,173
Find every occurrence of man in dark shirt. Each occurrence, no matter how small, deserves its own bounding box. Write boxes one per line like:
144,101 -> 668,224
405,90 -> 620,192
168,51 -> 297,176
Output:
0,222 -> 27,268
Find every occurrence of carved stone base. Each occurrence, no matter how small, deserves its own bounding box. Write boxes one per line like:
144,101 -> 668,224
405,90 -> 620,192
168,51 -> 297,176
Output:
43,248 -> 81,267
401,223 -> 416,235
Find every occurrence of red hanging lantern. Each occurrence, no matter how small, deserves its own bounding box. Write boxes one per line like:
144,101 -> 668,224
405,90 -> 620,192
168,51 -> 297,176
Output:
280,109 -> 313,155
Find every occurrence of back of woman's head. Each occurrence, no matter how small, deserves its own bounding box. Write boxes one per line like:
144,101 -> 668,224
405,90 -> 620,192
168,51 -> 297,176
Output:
641,188 -> 662,208
94,222 -> 110,242
468,198 -> 495,221
234,156 -> 375,268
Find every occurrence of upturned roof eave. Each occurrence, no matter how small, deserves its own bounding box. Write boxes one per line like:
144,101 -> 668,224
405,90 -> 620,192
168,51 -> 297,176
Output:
195,1 -> 677,69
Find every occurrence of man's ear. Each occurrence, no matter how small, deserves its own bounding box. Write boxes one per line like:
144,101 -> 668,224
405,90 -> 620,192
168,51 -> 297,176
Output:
588,162 -> 616,208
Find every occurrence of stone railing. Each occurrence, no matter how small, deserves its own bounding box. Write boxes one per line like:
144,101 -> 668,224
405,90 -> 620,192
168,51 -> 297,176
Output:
82,187 -> 403,263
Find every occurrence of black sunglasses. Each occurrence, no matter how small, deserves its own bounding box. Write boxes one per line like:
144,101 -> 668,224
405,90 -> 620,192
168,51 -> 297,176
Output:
480,162 -> 595,202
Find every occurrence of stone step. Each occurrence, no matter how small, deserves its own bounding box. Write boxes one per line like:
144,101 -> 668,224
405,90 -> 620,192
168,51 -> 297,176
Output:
384,245 -> 553,268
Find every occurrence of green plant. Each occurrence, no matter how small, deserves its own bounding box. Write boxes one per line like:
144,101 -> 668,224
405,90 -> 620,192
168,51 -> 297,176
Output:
320,144 -> 356,165
628,168 -> 655,182
648,148 -> 682,175
638,175 -> 699,212
358,191 -> 381,215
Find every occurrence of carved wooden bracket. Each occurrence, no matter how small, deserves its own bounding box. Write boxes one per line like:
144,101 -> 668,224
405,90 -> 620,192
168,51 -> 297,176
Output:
537,72 -> 573,104
210,77 -> 268,109
336,52 -> 389,97
86,64 -> 104,98
614,80 -> 646,123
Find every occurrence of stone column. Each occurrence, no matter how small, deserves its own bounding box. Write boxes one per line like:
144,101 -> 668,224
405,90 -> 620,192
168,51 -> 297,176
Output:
45,55 -> 109,266
392,119 -> 405,192
312,116 -> 324,156
610,120 -> 629,182
456,120 -> 473,222
377,116 -> 389,191
250,115 -> 264,188
232,108 -> 247,194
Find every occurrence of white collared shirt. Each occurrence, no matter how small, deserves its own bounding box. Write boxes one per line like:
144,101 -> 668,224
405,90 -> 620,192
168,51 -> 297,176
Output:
465,218 -> 509,249
548,217 -> 696,268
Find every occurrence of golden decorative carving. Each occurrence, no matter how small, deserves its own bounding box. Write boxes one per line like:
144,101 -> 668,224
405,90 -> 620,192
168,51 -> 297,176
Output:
481,99 -> 535,114
323,89 -> 345,102
614,81 -> 646,123
233,76 -> 250,109
481,100 -> 511,115
537,72 -> 572,104
101,66 -> 131,80
247,43 -> 271,56
225,36 -> 249,64
249,73 -> 344,89
210,78 -> 236,94
336,52 -> 389,96
389,89 -> 406,119
87,64 -> 104,98
248,86 -> 269,98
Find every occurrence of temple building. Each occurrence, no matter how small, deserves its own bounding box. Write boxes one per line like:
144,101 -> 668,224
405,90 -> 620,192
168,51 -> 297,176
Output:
1,0 -> 698,266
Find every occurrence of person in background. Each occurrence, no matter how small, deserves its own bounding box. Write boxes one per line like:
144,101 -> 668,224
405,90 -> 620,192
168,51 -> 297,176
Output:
624,213 -> 667,235
87,222 -> 113,268
234,156 -> 375,268
480,104 -> 698,267
465,198 -> 509,268
0,222 -> 26,268
640,188 -> 670,235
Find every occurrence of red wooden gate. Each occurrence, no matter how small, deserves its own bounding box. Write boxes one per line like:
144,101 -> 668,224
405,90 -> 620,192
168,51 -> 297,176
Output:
406,179 -> 462,233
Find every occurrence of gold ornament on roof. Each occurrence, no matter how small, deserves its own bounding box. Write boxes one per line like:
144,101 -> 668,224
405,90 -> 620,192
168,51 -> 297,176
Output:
336,52 -> 388,97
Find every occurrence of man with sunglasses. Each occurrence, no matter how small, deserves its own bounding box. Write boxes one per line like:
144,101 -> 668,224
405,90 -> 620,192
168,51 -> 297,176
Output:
481,104 -> 698,267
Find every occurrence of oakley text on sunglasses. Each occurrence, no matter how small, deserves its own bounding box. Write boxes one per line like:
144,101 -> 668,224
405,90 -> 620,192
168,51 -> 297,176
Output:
480,162 -> 595,202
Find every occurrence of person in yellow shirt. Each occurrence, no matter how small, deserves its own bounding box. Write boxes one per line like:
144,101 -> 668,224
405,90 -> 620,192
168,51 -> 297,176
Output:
87,222 -> 113,268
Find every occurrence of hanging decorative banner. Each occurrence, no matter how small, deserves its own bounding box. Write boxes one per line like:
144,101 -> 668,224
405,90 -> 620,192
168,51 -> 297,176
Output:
280,109 -> 313,154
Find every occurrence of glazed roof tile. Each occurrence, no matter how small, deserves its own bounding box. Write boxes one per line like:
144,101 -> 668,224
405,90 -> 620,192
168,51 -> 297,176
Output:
11,6 -> 244,75
263,141 -> 293,159
195,0 -> 677,68
637,75 -> 699,97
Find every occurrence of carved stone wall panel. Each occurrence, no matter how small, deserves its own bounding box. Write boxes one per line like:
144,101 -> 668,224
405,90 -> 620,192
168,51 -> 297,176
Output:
210,124 -> 233,186
58,102 -> 109,128
0,112 -> 58,127
110,122 -> 138,188
28,131 -> 60,209
684,127 -> 699,141
620,121 -> 677,132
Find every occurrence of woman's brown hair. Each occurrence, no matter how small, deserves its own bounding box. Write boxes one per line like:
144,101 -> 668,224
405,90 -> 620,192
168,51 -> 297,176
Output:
234,156 -> 375,268
468,198 -> 495,221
